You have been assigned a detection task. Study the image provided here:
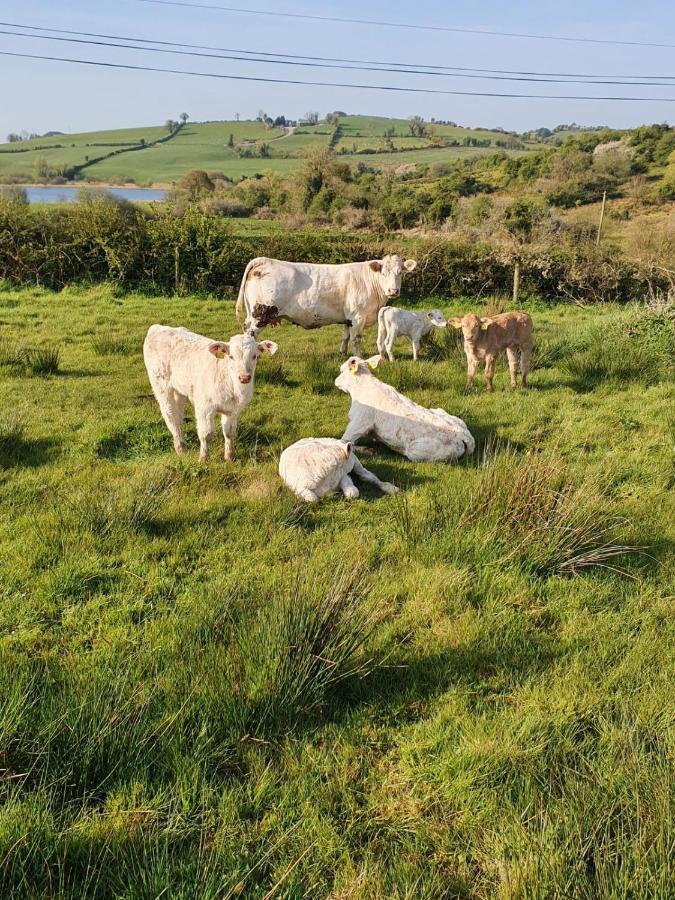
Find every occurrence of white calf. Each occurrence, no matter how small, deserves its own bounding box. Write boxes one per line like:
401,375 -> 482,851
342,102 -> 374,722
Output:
335,355 -> 475,463
279,438 -> 398,502
377,307 -> 446,361
143,325 -> 277,462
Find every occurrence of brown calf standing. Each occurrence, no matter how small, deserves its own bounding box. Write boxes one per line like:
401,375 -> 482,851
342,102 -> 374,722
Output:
451,311 -> 534,393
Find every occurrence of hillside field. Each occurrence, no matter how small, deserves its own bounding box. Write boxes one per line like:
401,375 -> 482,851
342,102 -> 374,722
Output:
0,115 -> 540,185
0,282 -> 673,897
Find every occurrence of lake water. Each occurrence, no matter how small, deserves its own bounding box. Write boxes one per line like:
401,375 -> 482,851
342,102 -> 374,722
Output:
21,186 -> 167,204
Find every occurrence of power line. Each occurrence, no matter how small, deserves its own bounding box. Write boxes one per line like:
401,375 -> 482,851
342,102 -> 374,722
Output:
134,0 -> 675,50
0,22 -> 675,87
3,49 -> 675,102
3,20 -> 675,81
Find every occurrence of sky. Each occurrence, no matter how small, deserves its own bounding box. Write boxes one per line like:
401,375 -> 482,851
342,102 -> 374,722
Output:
1,0 -> 675,138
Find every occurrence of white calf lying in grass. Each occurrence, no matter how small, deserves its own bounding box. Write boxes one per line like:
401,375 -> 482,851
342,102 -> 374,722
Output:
377,306 -> 447,361
144,325 -> 277,462
279,438 -> 398,502
335,355 -> 475,463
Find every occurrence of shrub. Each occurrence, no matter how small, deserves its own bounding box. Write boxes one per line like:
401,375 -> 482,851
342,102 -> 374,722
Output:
92,334 -> 134,356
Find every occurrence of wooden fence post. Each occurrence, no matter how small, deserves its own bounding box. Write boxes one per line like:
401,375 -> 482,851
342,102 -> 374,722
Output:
596,191 -> 607,246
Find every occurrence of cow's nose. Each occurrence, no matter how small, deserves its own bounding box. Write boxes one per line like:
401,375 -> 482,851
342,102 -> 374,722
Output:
388,290 -> 399,298
239,374 -> 252,384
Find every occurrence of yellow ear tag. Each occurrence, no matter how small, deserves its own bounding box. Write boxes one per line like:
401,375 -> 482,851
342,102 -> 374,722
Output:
367,359 -> 378,370
215,350 -> 226,359
348,361 -> 359,374
480,322 -> 489,331
453,321 -> 463,330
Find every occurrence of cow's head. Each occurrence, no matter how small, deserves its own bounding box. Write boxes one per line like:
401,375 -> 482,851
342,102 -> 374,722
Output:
369,255 -> 417,300
426,309 -> 447,328
208,333 -> 278,384
461,313 -> 489,344
334,354 -> 381,393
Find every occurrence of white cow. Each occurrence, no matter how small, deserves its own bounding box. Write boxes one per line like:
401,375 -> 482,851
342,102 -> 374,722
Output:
143,325 -> 277,462
279,438 -> 398,502
335,355 -> 475,463
377,307 -> 447,361
235,254 -> 417,356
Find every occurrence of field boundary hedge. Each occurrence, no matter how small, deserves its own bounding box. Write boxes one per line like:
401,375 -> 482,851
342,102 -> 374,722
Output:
0,197 -> 668,302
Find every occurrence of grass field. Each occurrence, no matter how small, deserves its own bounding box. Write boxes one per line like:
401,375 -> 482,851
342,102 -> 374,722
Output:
0,116 -> 538,184
0,283 -> 673,897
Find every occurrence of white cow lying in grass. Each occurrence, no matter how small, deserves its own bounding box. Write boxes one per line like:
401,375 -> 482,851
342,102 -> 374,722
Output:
377,307 -> 446,361
335,355 -> 475,463
279,438 -> 398,502
143,325 -> 277,462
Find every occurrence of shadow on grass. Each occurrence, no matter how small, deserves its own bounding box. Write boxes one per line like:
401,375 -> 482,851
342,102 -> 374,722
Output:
0,436 -> 61,469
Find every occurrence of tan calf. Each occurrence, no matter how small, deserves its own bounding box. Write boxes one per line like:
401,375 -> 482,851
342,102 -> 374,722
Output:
451,312 -> 533,393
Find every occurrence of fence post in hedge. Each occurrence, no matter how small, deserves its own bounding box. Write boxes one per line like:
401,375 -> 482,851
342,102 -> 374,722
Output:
512,258 -> 521,304
596,191 -> 607,247
174,245 -> 180,294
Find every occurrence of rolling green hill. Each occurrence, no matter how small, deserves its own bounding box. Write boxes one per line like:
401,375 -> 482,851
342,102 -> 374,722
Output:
0,115 -> 541,185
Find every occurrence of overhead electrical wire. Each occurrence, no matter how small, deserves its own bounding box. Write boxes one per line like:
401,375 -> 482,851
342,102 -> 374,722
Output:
3,27 -> 675,88
2,20 -> 675,81
3,49 -> 675,102
133,0 -> 675,50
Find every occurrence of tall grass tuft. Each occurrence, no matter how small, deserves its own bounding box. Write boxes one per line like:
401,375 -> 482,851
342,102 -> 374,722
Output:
92,334 -> 134,356
69,471 -> 175,537
419,326 -> 464,363
230,566 -> 375,734
27,346 -> 61,376
461,442 -> 645,577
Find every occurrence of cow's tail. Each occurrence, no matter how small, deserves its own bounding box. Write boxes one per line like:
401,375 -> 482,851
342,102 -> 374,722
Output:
235,258 -> 263,322
376,306 -> 388,357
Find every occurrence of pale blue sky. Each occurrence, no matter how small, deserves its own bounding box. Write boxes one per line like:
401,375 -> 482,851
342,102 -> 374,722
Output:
2,0 -> 675,137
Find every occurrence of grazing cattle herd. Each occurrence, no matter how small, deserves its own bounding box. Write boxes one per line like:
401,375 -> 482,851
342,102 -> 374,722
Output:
145,254 -> 535,498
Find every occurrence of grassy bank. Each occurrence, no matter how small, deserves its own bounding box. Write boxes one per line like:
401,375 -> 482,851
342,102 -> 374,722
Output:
0,284 -> 673,897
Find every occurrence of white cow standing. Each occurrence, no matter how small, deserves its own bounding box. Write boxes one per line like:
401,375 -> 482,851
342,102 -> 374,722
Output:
279,438 -> 398,502
143,325 -> 277,462
377,307 -> 447,361
335,355 -> 475,463
235,254 -> 417,356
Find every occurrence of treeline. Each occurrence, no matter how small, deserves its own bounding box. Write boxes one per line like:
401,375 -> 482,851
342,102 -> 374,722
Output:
0,194 -> 669,303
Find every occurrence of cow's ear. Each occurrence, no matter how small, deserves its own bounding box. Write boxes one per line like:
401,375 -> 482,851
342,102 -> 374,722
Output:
449,319 -> 463,330
427,312 -> 434,319
208,342 -> 229,359
480,319 -> 490,331
366,354 -> 381,370
344,441 -> 353,456
369,260 -> 382,273
257,340 -> 278,355
403,259 -> 417,272
347,358 -> 360,374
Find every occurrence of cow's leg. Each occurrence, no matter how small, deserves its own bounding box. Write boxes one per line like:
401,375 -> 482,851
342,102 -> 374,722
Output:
411,337 -> 421,362
520,345 -> 532,388
349,317 -> 366,358
341,419 -> 367,446
506,347 -> 518,388
221,413 -> 238,461
485,355 -> 497,393
196,408 -> 215,462
465,353 -> 479,392
340,324 -> 351,356
298,488 -> 320,502
156,388 -> 187,455
339,473 -> 360,500
350,457 -> 398,494
384,334 -> 396,362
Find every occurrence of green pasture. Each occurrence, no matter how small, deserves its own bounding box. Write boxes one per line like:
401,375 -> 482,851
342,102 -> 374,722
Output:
0,281 -> 673,897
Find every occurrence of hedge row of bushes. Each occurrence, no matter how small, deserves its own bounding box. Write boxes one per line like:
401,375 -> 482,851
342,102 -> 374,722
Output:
0,196 -> 667,302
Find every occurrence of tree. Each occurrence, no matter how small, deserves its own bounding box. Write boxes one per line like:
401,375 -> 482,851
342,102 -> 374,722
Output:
165,119 -> 177,134
174,169 -> 215,201
408,116 -> 426,138
6,133 -> 20,143
497,197 -> 549,302
179,112 -> 189,125
273,115 -> 287,128
259,142 -> 270,158
304,111 -> 319,126
227,133 -> 235,148
235,112 -> 240,122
